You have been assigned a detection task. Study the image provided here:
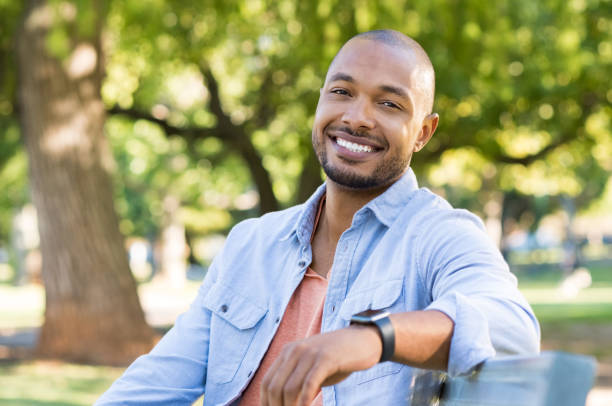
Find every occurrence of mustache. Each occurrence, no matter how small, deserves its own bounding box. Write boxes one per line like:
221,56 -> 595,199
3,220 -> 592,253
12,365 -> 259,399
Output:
326,125 -> 388,147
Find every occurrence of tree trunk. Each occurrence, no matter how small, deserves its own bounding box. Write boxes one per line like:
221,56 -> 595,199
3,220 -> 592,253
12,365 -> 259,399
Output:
228,134 -> 279,214
17,0 -> 156,365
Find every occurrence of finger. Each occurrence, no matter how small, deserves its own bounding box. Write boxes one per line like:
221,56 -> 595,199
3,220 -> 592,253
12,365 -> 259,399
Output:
296,358 -> 333,406
260,352 -> 287,406
282,351 -> 318,406
261,344 -> 302,406
261,347 -> 293,406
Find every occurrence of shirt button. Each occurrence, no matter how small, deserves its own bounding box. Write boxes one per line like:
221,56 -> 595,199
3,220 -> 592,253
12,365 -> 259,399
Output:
275,317 -> 280,323
331,305 -> 335,312
220,304 -> 228,313
247,370 -> 253,377
298,260 -> 306,268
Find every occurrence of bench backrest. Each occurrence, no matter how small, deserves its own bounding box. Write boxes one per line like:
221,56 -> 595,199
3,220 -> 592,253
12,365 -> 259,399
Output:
409,351 -> 597,406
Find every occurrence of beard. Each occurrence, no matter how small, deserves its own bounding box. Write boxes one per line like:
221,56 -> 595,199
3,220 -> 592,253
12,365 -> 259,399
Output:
312,127 -> 411,190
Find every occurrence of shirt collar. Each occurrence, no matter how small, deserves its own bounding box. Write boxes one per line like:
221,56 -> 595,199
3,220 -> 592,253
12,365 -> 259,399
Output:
279,182 -> 327,244
281,168 -> 419,242
366,168 -> 420,227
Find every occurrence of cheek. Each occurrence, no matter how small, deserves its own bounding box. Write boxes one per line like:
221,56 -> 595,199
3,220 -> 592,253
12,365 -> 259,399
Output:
400,125 -> 410,139
388,124 -> 414,152
312,106 -> 328,133
314,99 -> 342,125
400,123 -> 420,148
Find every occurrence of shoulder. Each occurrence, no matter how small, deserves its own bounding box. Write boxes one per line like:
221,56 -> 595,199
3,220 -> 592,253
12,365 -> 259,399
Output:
408,188 -> 486,233
392,188 -> 495,258
217,204 -> 304,261
227,204 -> 303,241
205,204 -> 304,285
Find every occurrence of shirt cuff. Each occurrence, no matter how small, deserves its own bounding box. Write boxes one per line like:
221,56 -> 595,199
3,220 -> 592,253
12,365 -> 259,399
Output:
426,292 -> 496,377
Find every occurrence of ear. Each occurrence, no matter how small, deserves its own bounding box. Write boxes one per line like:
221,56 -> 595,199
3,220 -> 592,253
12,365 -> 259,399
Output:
413,113 -> 439,152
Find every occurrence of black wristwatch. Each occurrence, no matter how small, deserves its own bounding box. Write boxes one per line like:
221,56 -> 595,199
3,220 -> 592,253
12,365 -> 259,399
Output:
350,309 -> 395,363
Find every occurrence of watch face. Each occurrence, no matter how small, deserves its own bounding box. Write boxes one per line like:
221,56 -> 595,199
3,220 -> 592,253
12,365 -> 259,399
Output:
352,309 -> 391,323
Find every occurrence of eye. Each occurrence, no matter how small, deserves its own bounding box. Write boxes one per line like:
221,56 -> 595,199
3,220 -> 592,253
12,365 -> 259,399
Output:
381,101 -> 400,109
331,88 -> 350,96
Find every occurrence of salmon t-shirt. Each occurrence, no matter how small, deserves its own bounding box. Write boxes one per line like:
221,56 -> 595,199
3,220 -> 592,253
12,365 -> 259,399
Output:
240,197 -> 327,406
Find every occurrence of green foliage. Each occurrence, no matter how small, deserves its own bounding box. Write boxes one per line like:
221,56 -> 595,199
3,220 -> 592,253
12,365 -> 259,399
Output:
106,115 -> 250,237
44,0 -> 106,59
0,0 -> 610,244
0,120 -> 28,243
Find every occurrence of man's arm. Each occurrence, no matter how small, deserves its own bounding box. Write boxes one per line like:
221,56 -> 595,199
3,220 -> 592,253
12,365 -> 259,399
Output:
389,309 -> 453,369
260,310 -> 453,406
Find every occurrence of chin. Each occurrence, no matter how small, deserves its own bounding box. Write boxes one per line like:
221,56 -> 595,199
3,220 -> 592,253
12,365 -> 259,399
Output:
324,166 -> 389,190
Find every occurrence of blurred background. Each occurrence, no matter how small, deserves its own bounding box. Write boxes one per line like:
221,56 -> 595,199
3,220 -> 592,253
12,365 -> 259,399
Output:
0,0 -> 610,404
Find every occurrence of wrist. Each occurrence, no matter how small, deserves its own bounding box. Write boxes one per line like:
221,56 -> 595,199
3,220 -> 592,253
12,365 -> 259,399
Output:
349,324 -> 384,364
350,310 -> 396,363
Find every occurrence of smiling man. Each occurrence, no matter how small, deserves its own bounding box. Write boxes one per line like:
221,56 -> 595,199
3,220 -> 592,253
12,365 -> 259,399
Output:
97,30 -> 540,406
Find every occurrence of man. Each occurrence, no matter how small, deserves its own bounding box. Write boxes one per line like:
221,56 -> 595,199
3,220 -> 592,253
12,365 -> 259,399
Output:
97,29 -> 540,406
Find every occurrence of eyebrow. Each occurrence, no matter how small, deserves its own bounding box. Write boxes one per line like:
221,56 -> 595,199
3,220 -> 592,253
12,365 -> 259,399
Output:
329,72 -> 354,83
379,85 -> 409,101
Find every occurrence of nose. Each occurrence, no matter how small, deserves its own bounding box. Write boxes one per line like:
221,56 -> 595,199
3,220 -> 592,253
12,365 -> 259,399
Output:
341,97 -> 375,130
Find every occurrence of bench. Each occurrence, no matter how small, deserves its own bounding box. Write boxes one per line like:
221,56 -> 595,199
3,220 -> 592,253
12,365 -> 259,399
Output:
409,351 -> 597,406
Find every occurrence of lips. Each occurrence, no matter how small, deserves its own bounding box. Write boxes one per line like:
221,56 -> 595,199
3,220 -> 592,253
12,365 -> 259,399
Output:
327,132 -> 384,162
326,127 -> 385,153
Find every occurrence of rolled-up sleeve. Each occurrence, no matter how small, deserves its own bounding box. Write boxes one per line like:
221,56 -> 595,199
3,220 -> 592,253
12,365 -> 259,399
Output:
421,210 -> 540,376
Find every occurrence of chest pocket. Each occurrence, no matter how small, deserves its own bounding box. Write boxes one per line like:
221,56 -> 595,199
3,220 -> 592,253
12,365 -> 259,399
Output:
203,281 -> 267,384
339,279 -> 405,384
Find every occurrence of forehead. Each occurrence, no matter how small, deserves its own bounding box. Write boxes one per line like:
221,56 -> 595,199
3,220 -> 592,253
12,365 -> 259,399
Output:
326,39 -> 418,88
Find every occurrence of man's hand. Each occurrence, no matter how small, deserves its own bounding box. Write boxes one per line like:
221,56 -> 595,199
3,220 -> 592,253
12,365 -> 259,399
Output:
259,325 -> 382,406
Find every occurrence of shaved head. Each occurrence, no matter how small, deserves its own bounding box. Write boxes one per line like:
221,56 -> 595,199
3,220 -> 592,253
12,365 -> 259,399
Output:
329,29 -> 436,116
313,29 -> 440,191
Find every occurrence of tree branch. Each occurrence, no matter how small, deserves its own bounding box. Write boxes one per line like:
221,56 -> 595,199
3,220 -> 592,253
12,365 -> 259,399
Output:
107,105 -> 219,143
495,99 -> 595,165
252,70 -> 278,128
495,132 -> 575,165
198,66 -> 279,212
200,66 -> 232,129
107,77 -> 280,213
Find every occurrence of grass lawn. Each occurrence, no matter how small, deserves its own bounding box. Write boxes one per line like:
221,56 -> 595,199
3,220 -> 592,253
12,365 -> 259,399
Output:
0,361 -> 123,406
0,360 -> 206,406
516,265 -> 612,360
518,265 -> 612,324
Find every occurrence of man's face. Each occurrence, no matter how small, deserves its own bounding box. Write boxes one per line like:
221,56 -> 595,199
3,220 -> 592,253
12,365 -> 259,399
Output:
312,39 -> 435,191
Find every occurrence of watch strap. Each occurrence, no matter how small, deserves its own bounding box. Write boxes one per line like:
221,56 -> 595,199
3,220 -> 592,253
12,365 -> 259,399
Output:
372,315 -> 395,362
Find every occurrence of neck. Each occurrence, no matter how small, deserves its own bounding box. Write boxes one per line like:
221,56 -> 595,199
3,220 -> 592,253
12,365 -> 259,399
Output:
320,180 -> 391,246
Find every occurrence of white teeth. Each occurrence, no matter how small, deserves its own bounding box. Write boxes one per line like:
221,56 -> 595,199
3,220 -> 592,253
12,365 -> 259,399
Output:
336,138 -> 374,153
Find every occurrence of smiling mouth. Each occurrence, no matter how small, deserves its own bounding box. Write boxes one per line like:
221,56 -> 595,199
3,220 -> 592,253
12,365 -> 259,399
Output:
329,134 -> 384,155
336,137 -> 376,153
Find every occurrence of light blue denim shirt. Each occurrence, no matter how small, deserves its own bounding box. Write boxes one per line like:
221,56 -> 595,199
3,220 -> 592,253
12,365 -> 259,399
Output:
97,169 -> 540,406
